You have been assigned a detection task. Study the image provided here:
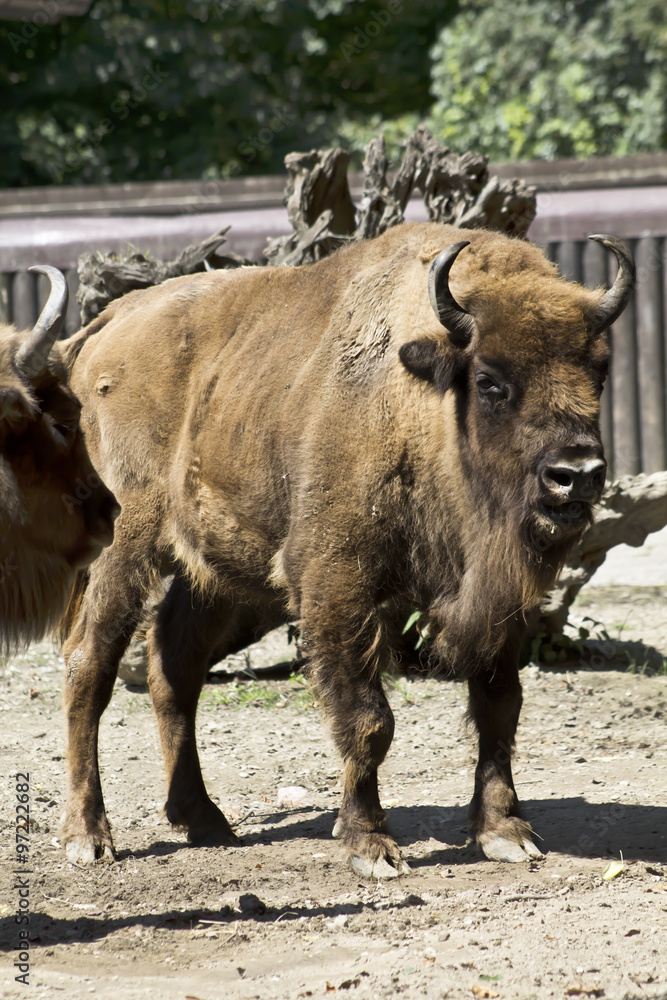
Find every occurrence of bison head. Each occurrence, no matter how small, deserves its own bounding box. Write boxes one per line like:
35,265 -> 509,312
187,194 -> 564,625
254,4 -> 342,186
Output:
0,266 -> 119,650
399,233 -> 634,561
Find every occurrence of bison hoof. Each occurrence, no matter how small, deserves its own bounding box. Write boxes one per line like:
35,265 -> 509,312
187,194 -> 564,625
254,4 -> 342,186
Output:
186,821 -> 239,848
340,828 -> 410,879
166,798 -> 239,847
165,800 -> 239,847
65,838 -> 114,865
348,854 -> 411,879
479,833 -> 544,863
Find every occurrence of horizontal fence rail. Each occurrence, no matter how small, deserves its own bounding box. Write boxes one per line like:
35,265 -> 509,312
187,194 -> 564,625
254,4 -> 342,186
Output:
1,234 -> 665,481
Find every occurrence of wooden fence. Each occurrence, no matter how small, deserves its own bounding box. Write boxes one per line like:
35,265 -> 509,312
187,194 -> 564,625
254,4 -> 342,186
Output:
0,266 -> 82,337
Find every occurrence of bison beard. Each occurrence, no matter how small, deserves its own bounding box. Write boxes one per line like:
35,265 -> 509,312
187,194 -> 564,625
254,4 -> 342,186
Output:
0,536 -> 78,655
59,223 -> 633,873
0,267 -> 118,653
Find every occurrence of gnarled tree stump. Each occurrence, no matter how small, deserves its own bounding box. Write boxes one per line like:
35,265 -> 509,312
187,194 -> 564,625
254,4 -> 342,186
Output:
77,228 -> 253,326
77,126 -> 537,316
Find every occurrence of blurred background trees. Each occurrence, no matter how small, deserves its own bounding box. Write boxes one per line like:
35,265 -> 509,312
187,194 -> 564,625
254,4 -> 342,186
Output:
429,0 -> 667,162
0,0 -> 454,186
0,0 -> 665,188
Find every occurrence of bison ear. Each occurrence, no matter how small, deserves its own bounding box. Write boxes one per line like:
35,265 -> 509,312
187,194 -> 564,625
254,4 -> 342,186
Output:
399,339 -> 462,394
0,385 -> 38,432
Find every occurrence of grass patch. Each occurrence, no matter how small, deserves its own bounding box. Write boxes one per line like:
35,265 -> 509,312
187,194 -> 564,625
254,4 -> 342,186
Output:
201,672 -> 316,710
384,673 -> 441,704
203,681 -> 284,709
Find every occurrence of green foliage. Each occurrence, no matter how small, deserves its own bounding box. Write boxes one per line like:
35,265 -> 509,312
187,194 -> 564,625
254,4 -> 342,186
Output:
401,609 -> 429,650
428,0 -> 667,161
5,0 -> 665,187
334,111 -> 422,165
529,615 -> 667,675
0,0 -> 455,187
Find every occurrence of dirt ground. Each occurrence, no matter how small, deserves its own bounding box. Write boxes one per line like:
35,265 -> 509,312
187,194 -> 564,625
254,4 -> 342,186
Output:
0,583 -> 666,1000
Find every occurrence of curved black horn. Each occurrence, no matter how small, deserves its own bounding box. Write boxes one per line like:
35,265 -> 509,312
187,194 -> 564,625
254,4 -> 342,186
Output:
15,265 -> 68,380
587,235 -> 635,335
428,241 -> 476,348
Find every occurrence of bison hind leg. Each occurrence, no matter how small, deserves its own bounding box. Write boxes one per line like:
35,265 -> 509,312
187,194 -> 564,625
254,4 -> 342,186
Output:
148,574 -> 245,848
62,762 -> 115,864
64,820 -> 114,866
62,539 -> 158,865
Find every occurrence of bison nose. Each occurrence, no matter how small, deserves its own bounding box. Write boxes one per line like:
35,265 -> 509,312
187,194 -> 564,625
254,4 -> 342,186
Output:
103,492 -> 121,523
95,487 -> 120,535
539,457 -> 606,504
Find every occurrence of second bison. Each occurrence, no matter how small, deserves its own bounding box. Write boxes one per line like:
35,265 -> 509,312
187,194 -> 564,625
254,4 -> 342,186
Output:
0,266 -> 118,651
59,222 -> 633,874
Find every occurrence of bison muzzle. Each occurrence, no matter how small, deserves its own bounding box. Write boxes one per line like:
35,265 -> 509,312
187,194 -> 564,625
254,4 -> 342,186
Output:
58,223 -> 633,874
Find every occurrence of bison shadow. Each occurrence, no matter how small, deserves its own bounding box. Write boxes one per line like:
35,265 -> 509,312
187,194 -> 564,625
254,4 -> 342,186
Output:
125,797 -> 665,867
532,638 -> 667,676
1,803 -> 663,951
0,894 -> 426,952
248,798 -> 666,866
397,797 -> 667,867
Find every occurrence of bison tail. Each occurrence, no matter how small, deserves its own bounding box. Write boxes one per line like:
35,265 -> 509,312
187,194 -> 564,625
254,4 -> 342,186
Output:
58,567 -> 90,642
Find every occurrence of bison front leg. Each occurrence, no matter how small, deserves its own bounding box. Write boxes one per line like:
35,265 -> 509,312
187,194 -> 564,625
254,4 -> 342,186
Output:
467,655 -> 544,863
304,604 -> 410,878
62,544 -> 152,864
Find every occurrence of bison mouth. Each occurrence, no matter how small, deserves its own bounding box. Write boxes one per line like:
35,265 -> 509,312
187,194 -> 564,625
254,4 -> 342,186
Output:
537,500 -> 592,535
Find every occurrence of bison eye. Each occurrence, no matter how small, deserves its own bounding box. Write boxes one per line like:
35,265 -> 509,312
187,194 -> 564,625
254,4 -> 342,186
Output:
52,419 -> 79,443
475,370 -> 509,410
475,372 -> 505,394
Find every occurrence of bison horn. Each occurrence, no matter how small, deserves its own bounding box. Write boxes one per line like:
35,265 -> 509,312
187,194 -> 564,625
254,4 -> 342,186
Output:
587,235 -> 635,335
428,241 -> 476,348
15,265 -> 69,380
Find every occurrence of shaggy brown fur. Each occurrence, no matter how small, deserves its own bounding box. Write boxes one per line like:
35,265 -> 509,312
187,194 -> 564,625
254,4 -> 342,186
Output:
60,222 -> 623,870
0,327 -> 118,652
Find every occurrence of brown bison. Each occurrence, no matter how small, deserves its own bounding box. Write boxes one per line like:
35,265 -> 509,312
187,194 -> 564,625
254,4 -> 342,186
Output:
59,223 -> 633,874
0,266 -> 118,652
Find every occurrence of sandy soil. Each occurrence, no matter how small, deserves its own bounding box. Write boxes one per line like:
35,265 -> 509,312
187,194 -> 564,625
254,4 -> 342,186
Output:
0,584 -> 666,1000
